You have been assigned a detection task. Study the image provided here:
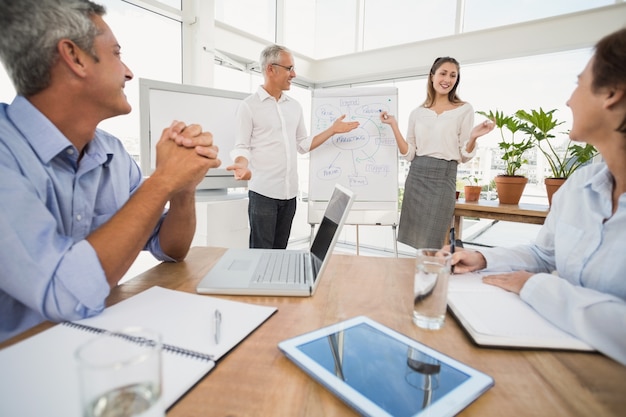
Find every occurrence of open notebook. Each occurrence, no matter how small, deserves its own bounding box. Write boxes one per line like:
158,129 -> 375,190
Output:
0,286 -> 277,417
197,184 -> 355,296
447,273 -> 594,351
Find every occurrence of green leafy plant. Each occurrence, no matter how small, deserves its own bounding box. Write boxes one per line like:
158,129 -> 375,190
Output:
462,175 -> 481,186
477,109 -> 535,176
516,108 -> 598,178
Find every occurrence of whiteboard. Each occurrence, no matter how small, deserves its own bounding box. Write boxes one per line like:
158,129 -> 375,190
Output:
308,87 -> 399,224
139,78 -> 248,190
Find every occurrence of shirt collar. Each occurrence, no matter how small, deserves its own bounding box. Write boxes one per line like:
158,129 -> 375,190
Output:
256,85 -> 289,103
7,96 -> 111,166
586,163 -> 613,197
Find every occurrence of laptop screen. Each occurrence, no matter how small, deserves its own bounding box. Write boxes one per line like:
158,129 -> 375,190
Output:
310,216 -> 338,273
310,186 -> 352,276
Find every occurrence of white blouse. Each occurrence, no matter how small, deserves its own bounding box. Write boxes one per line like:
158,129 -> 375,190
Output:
401,102 -> 476,163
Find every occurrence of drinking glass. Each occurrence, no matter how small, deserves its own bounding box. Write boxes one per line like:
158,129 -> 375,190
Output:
412,249 -> 452,330
75,327 -> 164,417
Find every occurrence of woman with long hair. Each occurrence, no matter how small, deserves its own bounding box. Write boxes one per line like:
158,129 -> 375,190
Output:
381,57 -> 494,249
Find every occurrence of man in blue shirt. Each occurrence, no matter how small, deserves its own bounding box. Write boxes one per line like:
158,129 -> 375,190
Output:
0,0 -> 221,342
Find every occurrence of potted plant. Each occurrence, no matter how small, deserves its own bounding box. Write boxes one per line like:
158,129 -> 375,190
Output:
462,175 -> 482,202
477,109 -> 535,204
516,108 -> 598,205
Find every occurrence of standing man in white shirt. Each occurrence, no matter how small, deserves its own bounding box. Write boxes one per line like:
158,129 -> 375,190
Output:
227,44 -> 359,249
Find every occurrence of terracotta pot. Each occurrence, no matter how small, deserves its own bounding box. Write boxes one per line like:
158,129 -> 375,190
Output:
464,185 -> 481,202
545,177 -> 566,206
494,176 -> 528,205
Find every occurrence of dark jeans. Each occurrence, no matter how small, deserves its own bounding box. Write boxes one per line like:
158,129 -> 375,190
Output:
248,191 -> 297,249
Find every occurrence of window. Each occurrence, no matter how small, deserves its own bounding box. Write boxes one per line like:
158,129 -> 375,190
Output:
282,0 -> 316,56
154,0 -> 181,9
363,0 -> 457,50
0,63 -> 15,104
462,0 -> 614,32
214,0 -> 277,42
284,0 -> 358,59
0,2 -> 182,160
97,0 -> 182,159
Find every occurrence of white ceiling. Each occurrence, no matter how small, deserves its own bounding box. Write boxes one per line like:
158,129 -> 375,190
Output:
211,3 -> 626,87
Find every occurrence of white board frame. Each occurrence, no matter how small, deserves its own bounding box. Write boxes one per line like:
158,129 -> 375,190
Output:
308,87 -> 399,226
139,78 -> 248,190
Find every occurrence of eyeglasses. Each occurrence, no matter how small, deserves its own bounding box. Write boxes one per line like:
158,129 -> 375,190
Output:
271,63 -> 295,72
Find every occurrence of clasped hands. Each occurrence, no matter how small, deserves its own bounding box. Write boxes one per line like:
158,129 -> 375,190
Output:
166,120 -> 220,161
153,120 -> 221,193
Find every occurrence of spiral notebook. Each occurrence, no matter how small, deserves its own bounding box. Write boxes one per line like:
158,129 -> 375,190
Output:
0,286 -> 277,417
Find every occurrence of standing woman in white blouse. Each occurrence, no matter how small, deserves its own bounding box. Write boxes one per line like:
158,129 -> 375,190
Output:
381,57 -> 494,249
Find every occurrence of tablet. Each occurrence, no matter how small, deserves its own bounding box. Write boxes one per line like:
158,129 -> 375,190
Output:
278,316 -> 493,417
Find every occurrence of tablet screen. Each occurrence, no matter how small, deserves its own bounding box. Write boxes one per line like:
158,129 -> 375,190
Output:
279,316 -> 493,417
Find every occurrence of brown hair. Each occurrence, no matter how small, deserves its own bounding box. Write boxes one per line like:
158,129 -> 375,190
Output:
592,28 -> 626,134
423,56 -> 463,108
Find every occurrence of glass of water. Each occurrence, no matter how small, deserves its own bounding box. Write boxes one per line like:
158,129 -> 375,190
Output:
412,248 -> 452,330
75,327 -> 164,417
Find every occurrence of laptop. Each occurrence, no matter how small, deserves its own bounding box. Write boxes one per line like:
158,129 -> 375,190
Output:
196,184 -> 355,296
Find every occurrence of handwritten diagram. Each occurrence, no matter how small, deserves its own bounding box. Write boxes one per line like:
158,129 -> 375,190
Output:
309,88 -> 399,202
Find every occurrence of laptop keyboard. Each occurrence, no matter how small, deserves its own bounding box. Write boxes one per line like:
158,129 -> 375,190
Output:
254,251 -> 305,284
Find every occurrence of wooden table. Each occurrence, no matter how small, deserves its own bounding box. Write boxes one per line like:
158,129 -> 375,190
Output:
454,199 -> 550,239
2,247 -> 625,416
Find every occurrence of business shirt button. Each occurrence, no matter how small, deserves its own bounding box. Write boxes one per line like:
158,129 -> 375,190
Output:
66,148 -> 74,155
76,214 -> 82,221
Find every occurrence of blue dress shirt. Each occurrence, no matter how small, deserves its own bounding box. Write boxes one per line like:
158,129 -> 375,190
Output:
0,96 -> 171,342
483,163 -> 626,365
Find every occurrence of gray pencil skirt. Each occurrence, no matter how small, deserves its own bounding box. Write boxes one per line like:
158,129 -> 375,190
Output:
398,156 -> 458,250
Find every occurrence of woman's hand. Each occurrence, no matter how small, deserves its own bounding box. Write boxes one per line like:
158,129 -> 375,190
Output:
443,246 -> 487,274
470,119 -> 495,140
482,271 -> 533,294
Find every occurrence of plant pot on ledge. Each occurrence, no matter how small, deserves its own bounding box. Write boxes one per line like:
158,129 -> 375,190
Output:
464,185 -> 482,202
494,175 -> 528,205
544,177 -> 566,206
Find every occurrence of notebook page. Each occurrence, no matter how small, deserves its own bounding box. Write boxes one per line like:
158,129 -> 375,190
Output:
77,286 -> 277,360
0,286 -> 277,416
0,323 -> 214,416
448,273 -> 593,350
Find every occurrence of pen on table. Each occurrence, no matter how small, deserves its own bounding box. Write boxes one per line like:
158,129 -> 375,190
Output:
214,309 -> 221,345
449,227 -> 456,273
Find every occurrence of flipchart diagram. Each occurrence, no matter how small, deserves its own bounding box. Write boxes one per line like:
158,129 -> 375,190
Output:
309,87 -> 399,203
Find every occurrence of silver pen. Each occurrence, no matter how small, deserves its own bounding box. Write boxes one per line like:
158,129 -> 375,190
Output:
214,309 -> 221,344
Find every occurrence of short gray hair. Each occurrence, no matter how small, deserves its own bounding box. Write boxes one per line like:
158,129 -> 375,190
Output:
260,44 -> 291,75
0,0 -> 105,96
